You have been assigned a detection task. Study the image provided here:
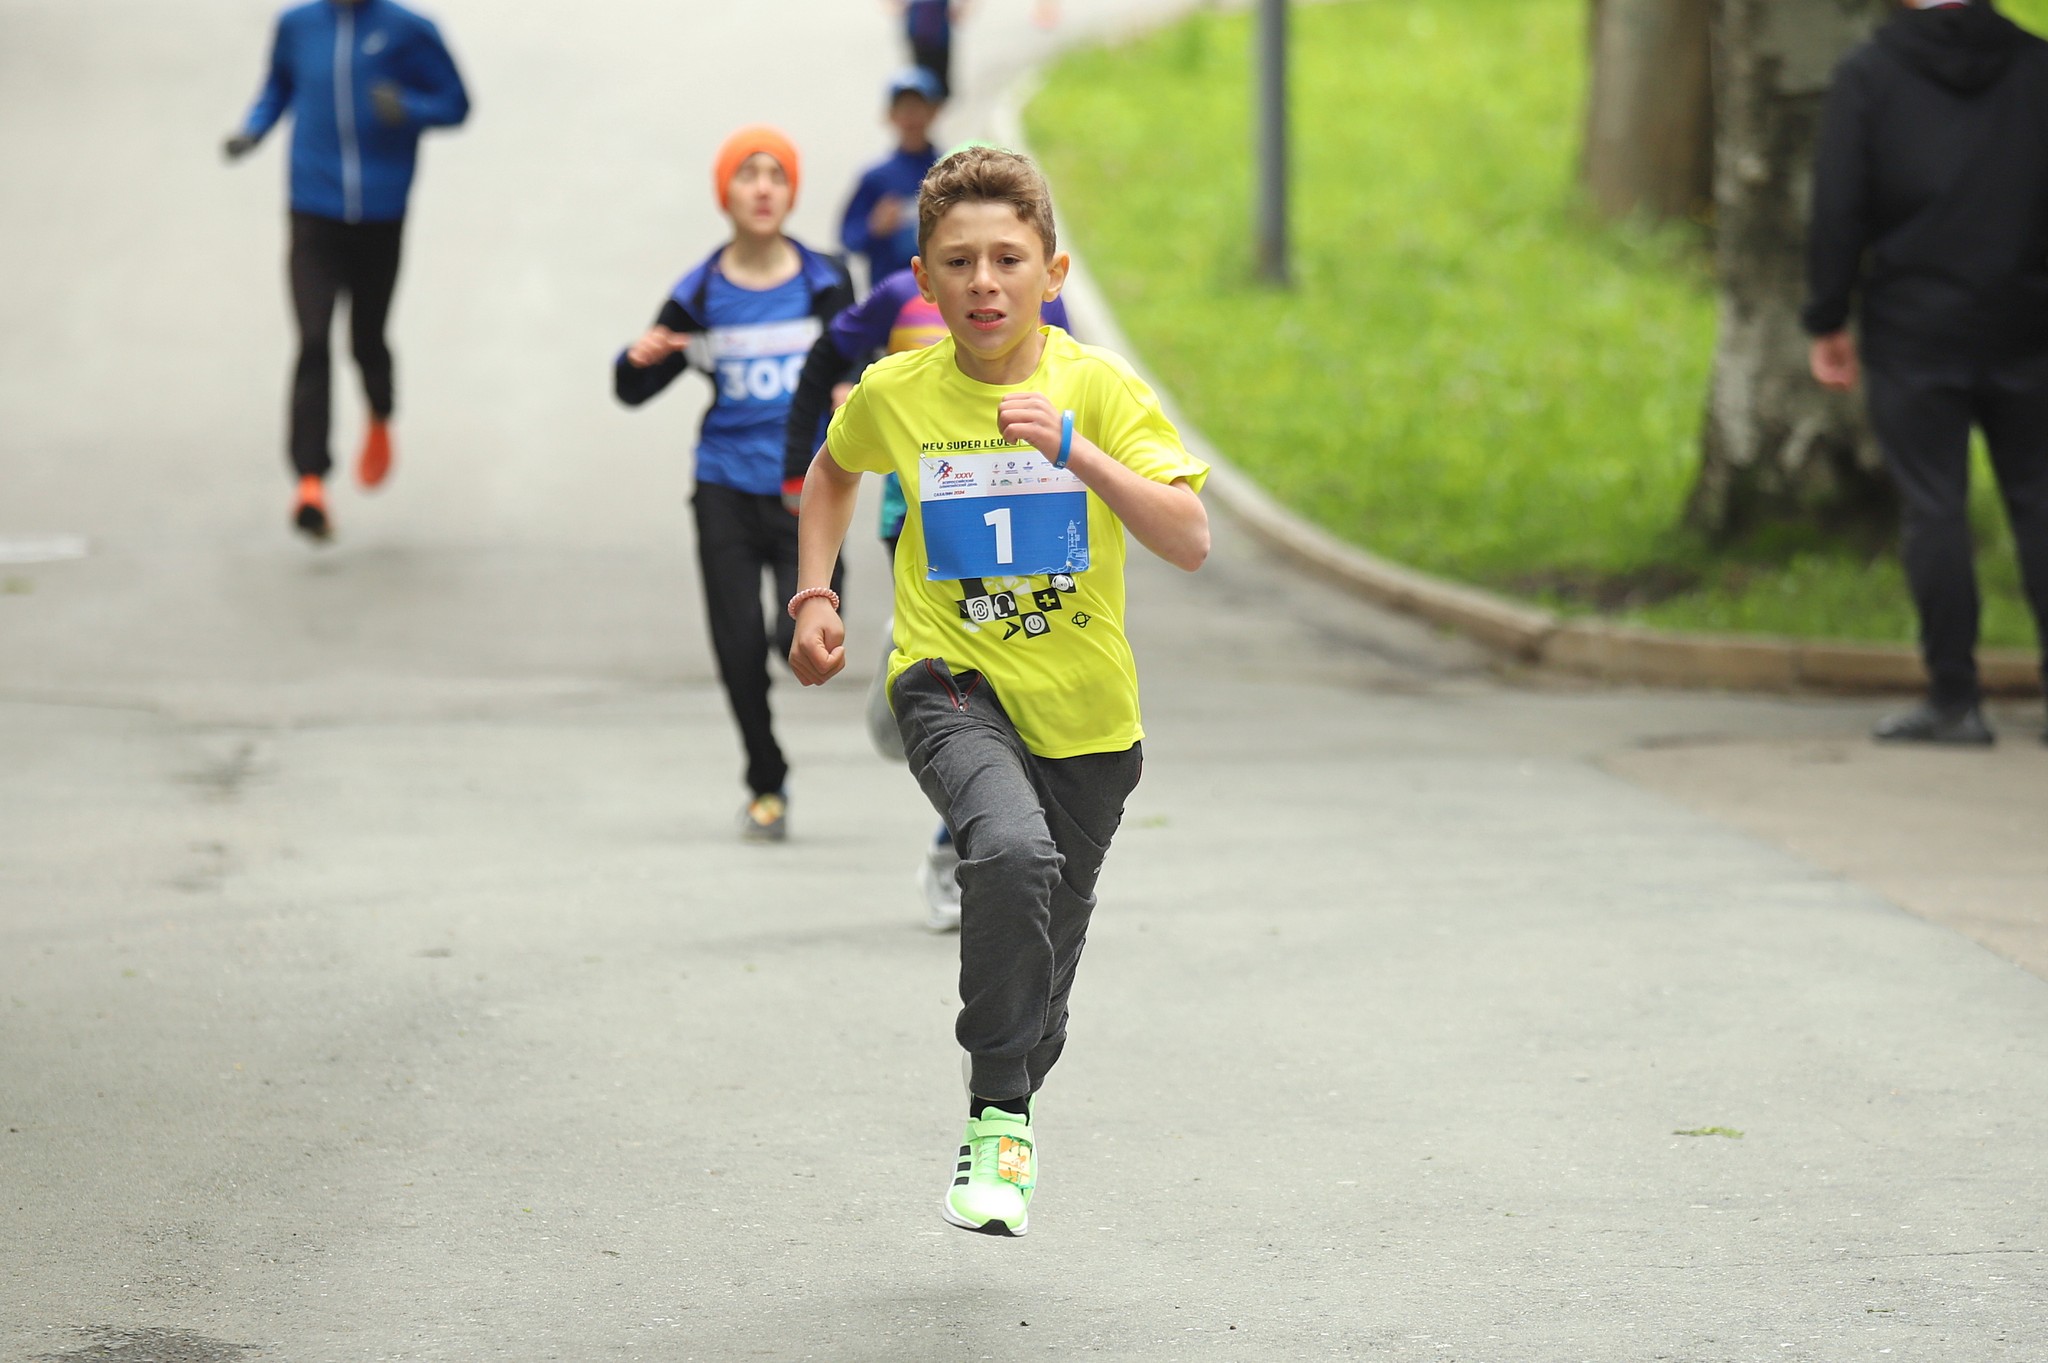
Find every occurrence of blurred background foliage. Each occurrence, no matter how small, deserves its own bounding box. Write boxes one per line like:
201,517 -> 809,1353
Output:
1027,0 -> 2041,646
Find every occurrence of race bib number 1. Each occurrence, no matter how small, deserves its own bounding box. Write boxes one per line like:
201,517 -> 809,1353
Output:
920,452 -> 1091,581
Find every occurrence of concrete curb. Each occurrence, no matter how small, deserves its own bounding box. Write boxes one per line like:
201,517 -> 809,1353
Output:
994,76 -> 2041,699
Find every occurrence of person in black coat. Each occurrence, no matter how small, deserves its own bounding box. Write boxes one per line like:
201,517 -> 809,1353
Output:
1804,0 -> 2048,745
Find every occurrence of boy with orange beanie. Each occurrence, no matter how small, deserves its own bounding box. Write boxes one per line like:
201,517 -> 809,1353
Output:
615,126 -> 853,840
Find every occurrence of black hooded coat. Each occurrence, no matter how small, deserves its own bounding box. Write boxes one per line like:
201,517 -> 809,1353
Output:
1803,3 -> 2048,364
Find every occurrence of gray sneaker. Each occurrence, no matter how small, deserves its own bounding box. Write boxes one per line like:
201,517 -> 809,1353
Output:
1872,700 -> 1994,746
921,835 -> 961,932
866,617 -> 907,763
740,792 -> 788,842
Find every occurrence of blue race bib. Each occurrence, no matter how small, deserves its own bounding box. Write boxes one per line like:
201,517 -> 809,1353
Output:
920,451 -> 1091,581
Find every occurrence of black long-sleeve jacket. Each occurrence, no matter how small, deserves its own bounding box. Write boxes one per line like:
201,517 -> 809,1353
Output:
1803,4 -> 2048,363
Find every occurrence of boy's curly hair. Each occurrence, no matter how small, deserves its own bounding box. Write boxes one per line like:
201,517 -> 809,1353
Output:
916,146 -> 1058,262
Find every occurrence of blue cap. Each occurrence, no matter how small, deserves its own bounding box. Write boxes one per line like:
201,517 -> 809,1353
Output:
888,67 -> 945,105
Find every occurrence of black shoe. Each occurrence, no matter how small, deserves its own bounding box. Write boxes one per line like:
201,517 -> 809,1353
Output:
293,501 -> 330,541
292,475 -> 331,543
1872,699 -> 1995,746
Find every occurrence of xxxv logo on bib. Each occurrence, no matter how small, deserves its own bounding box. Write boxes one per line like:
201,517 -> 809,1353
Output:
920,452 -> 1090,581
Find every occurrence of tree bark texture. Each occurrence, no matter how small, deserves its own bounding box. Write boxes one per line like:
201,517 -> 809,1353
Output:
1687,0 -> 1894,541
1581,0 -> 1716,223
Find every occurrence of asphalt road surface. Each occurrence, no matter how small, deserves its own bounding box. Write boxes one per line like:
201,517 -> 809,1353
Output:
3,3 -> 2042,1360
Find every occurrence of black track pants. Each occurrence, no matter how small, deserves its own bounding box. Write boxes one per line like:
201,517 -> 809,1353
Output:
893,659 -> 1143,1103
288,212 -> 404,479
1864,355 -> 2048,704
692,481 -> 843,799
910,40 -> 952,98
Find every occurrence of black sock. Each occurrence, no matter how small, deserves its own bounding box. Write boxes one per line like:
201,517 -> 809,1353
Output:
970,1092 -> 1031,1120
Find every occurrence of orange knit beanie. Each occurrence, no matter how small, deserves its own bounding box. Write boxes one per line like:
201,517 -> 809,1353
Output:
714,125 -> 801,210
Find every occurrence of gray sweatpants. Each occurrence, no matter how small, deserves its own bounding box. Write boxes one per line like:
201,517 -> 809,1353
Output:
892,659 -> 1144,1102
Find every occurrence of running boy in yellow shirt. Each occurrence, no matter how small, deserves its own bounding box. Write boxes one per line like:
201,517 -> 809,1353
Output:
786,147 -> 1209,1236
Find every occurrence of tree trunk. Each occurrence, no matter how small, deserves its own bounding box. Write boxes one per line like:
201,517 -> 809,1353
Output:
1686,0 -> 1893,541
1581,0 -> 1716,223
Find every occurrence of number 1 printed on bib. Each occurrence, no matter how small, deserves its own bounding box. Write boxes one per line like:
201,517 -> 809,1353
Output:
920,452 -> 1091,581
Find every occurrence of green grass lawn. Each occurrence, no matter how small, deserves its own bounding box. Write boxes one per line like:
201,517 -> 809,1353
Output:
1025,0 -> 2040,649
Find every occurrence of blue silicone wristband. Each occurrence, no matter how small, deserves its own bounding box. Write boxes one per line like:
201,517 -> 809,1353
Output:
1055,409 -> 1076,469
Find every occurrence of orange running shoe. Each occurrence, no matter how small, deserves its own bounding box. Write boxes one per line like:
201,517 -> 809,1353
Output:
357,418 -> 393,490
293,475 -> 331,542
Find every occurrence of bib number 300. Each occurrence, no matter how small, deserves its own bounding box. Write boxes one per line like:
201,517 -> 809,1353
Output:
920,452 -> 1091,581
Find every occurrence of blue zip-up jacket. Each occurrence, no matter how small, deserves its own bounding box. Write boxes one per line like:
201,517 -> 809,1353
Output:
239,0 -> 470,224
840,145 -> 940,284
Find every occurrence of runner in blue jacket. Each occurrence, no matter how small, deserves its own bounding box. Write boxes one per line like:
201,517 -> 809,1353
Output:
840,69 -> 945,290
225,0 -> 469,541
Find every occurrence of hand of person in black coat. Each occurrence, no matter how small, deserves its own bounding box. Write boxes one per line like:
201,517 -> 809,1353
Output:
1811,332 -> 1860,393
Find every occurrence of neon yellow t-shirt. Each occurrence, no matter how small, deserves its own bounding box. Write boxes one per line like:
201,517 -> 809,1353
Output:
826,326 -> 1209,759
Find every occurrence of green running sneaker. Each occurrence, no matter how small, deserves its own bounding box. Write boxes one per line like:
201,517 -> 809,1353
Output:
943,1104 -> 1036,1236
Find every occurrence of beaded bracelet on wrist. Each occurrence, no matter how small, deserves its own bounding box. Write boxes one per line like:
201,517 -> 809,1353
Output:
786,586 -> 841,619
